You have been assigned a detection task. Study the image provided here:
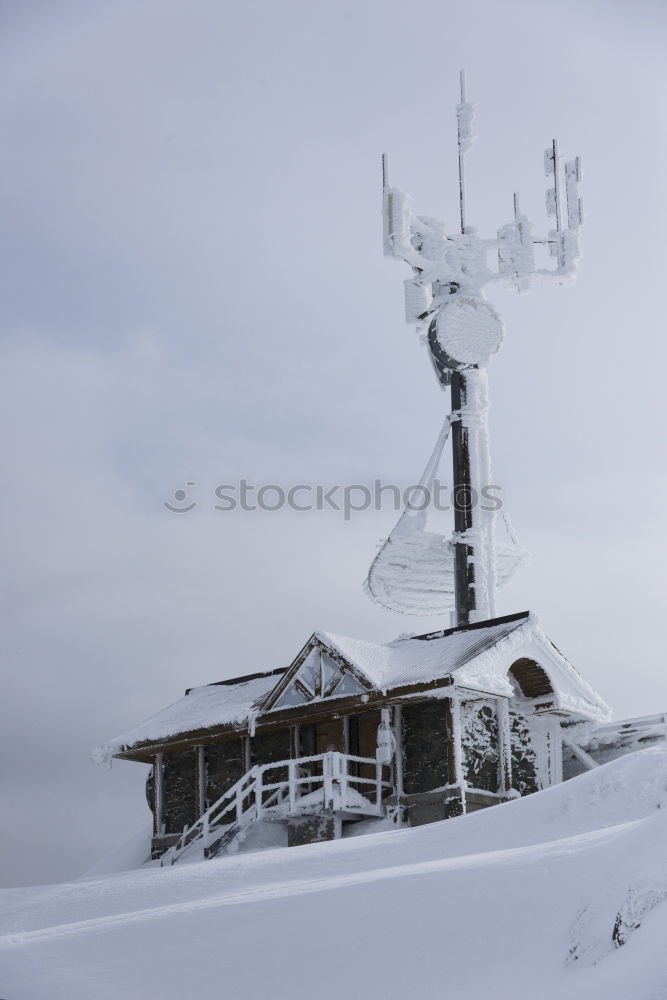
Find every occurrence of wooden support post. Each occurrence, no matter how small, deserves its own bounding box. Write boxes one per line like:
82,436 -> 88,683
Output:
445,694 -> 466,815
288,760 -> 297,813
340,753 -> 349,810
244,735 -> 252,773
154,752 -> 165,836
445,697 -> 460,785
323,752 -> 334,809
255,768 -> 263,820
496,697 -> 512,795
393,705 -> 404,801
562,737 -> 599,772
549,718 -> 563,785
342,715 -> 350,755
196,745 -> 206,817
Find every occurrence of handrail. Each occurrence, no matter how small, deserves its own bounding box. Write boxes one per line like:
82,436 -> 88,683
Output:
161,751 -> 392,866
161,765 -> 260,866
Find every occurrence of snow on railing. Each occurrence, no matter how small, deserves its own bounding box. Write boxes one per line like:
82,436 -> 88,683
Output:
161,751 -> 392,867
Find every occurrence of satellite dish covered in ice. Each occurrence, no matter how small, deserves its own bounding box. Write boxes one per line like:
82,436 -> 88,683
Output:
433,297 -> 504,370
366,524 -> 527,617
364,418 -> 527,617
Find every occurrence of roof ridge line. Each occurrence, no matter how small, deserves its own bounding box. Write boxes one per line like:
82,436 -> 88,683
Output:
186,666 -> 287,696
411,610 -> 531,642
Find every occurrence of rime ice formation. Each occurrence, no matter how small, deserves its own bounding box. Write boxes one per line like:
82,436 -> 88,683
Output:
366,72 -> 583,623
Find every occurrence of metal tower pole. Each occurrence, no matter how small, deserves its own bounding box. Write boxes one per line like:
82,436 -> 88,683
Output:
451,370 -> 476,625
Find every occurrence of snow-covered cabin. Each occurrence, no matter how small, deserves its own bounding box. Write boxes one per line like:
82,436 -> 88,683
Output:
96,610 -> 625,863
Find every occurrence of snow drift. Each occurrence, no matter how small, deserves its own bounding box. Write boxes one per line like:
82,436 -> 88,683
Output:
2,746 -> 667,1000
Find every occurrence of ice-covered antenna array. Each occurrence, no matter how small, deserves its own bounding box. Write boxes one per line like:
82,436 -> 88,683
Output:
366,75 -> 583,625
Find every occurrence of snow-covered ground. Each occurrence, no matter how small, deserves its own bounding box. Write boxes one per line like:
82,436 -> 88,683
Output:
3,747 -> 667,999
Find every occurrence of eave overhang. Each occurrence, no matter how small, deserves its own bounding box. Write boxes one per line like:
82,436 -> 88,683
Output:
112,674 -> 455,762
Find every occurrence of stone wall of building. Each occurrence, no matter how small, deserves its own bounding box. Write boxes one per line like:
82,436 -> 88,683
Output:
252,728 -> 292,783
287,812 -> 341,847
510,710 -> 539,794
162,750 -> 197,835
461,700 -> 499,793
145,765 -> 155,816
401,699 -> 449,795
205,739 -> 246,808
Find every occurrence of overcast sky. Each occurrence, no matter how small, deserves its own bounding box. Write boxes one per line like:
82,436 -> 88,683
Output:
1,0 -> 666,887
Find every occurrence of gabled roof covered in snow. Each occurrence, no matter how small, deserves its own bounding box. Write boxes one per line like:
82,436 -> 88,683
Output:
92,669 -> 285,764
94,611 -> 610,762
273,610 -> 608,721
317,612 -> 532,693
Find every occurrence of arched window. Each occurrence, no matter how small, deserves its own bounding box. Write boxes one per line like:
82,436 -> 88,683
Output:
508,658 -> 553,699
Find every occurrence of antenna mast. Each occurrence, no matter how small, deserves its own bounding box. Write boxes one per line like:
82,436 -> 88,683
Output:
456,69 -> 473,235
370,75 -> 583,624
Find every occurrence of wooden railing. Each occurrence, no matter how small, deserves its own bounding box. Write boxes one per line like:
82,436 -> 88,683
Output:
161,750 -> 392,867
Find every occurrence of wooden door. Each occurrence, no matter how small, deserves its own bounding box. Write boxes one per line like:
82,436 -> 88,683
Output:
358,712 -> 380,781
348,712 -> 380,781
299,719 -> 344,784
314,718 -> 344,755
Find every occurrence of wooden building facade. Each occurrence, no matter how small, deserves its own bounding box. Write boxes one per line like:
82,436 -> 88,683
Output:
98,611 -> 611,864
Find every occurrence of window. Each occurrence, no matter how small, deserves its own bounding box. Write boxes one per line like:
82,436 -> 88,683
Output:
274,647 -> 367,708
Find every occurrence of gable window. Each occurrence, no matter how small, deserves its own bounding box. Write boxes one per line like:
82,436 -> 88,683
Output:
274,647 -> 367,709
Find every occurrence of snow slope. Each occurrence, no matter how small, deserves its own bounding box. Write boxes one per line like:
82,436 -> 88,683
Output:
3,747 -> 667,1000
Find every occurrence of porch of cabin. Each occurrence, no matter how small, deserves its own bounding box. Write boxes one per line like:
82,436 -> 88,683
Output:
146,671 -> 562,861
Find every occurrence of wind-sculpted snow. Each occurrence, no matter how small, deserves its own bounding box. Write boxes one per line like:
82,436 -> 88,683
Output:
568,801 -> 667,966
2,747 -> 667,999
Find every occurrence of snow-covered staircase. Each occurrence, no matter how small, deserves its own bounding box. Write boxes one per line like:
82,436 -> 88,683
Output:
160,751 -> 392,866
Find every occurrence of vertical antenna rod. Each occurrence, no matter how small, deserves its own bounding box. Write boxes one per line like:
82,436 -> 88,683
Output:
457,70 -> 467,234
545,138 -> 563,233
552,138 -> 563,232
